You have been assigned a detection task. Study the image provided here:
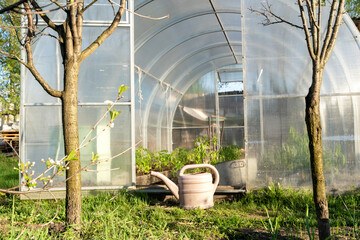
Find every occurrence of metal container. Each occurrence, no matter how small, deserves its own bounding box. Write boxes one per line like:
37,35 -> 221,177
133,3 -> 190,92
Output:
215,159 -> 246,188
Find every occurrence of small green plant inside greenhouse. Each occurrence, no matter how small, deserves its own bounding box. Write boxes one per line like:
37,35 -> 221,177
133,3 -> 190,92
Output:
0,0 -> 360,239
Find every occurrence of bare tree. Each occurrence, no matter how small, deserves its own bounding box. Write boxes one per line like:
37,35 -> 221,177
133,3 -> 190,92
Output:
0,0 -> 127,225
251,1 -> 346,239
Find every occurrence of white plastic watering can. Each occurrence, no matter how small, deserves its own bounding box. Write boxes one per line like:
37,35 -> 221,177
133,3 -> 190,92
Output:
151,164 -> 220,209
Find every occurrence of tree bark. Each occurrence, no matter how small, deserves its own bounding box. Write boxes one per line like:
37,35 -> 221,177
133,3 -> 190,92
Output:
62,62 -> 81,226
0,0 -> 126,227
305,62 -> 330,240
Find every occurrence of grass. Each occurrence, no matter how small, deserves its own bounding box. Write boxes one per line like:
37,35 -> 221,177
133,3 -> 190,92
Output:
0,154 -> 18,189
0,154 -> 359,239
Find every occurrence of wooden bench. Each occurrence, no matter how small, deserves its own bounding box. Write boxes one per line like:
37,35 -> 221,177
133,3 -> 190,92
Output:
0,130 -> 19,152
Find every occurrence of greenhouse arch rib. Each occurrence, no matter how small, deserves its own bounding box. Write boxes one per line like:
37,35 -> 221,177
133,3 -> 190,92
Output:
134,10 -> 241,52
140,28 -> 242,73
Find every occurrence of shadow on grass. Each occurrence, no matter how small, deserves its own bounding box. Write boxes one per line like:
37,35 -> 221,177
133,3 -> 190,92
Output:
222,228 -> 303,240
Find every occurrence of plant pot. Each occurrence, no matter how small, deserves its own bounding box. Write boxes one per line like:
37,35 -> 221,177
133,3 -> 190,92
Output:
215,159 -> 246,188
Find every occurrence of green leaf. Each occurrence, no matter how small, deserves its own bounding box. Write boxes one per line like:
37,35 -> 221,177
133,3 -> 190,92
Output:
110,110 -> 121,122
65,149 -> 78,161
92,152 -> 99,162
46,161 -> 51,168
118,85 -> 129,96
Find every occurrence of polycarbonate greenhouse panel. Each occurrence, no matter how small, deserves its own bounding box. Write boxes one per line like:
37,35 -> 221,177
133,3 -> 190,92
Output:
79,27 -> 131,103
78,106 -> 133,187
135,14 -> 222,70
244,0 -> 360,95
134,0 -> 241,110
218,96 -> 244,127
221,128 -> 244,147
211,0 -> 241,9
135,0 -> 212,44
21,1 -> 134,192
22,104 -> 133,189
140,31 -> 228,78
243,0 -> 360,188
172,73 -> 216,149
164,47 -> 238,88
173,56 -> 237,94
24,106 -> 63,159
24,28 -> 61,104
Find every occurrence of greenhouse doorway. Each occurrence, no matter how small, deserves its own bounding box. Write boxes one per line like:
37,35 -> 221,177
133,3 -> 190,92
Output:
172,64 -> 244,150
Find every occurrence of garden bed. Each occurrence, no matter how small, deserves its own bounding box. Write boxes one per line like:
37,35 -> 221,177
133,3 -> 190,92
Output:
136,137 -> 245,187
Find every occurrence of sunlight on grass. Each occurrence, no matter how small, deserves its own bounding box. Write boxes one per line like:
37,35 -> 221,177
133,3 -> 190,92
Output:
0,154 -> 18,189
0,154 -> 359,239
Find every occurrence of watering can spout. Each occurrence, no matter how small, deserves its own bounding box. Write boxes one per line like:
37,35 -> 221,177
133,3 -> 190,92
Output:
151,171 -> 179,199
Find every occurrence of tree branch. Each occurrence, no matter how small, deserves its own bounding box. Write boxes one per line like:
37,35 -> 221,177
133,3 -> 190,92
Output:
28,0 -> 58,32
24,41 -> 62,98
320,0 -> 342,63
76,1 -> 84,55
69,5 -> 80,56
79,0 -> 126,62
81,0 -> 99,13
50,0 -> 66,12
23,2 -> 35,37
321,0 -> 345,64
317,0 -> 321,57
0,0 -> 26,14
305,0 -> 320,30
298,0 -> 316,60
249,0 -> 303,29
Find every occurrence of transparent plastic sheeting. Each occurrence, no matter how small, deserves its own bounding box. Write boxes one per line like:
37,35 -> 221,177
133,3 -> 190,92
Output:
25,27 -> 131,104
24,106 -> 132,188
243,0 -> 360,189
134,0 -> 242,150
134,0 -> 360,191
172,71 -> 245,150
21,2 -> 133,190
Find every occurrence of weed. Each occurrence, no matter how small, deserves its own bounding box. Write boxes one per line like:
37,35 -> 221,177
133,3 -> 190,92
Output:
305,204 -> 316,240
261,206 -> 280,240
338,192 -> 359,239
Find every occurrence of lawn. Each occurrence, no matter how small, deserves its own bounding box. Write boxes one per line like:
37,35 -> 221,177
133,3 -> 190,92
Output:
0,154 -> 359,239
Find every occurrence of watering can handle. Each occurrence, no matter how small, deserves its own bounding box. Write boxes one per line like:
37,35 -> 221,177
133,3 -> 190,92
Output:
179,164 -> 220,192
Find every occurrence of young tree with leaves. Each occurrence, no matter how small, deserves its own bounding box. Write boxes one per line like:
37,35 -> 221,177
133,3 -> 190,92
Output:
0,0 -> 127,225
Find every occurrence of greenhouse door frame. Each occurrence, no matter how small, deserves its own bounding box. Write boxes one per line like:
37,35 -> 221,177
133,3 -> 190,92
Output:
215,66 -> 245,150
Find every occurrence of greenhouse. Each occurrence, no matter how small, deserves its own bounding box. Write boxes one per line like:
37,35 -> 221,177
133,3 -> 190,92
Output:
20,0 -> 360,193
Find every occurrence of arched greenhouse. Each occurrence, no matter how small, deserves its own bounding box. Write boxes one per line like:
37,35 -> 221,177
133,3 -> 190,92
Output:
20,0 -> 360,195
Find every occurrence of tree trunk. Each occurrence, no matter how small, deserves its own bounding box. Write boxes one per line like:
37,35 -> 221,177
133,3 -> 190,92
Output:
62,62 -> 81,226
305,63 -> 330,240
